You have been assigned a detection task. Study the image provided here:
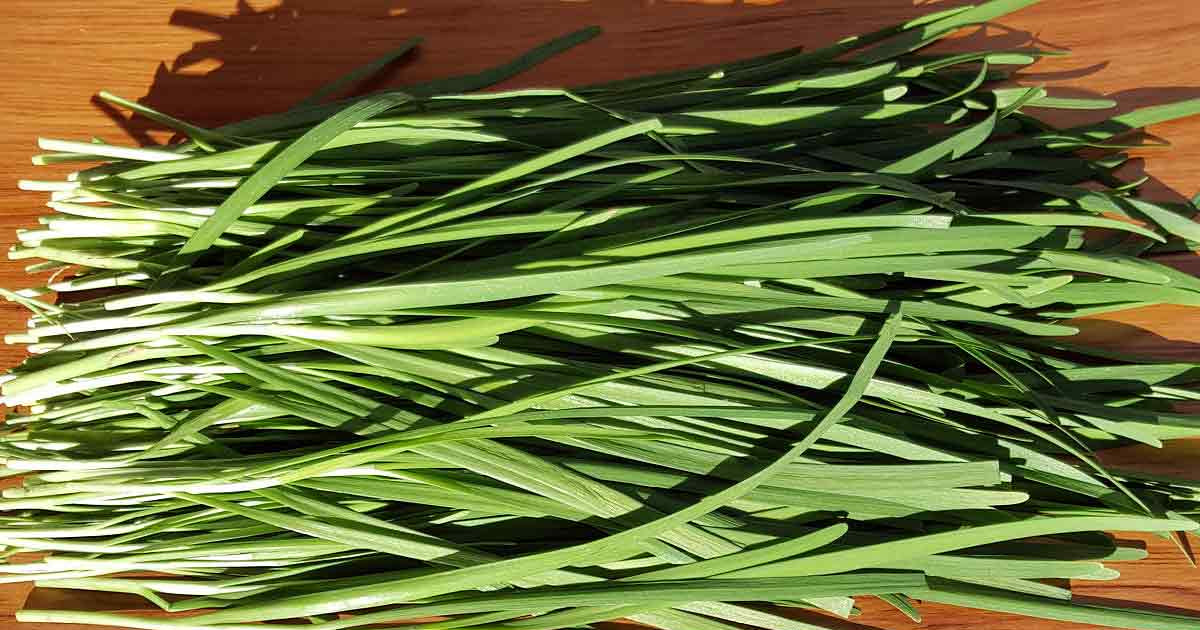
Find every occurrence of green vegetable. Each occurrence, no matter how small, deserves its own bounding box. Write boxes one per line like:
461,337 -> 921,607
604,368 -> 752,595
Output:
6,1 -> 1200,630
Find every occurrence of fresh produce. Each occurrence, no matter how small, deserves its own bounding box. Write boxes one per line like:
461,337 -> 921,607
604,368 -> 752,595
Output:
4,1 -> 1200,629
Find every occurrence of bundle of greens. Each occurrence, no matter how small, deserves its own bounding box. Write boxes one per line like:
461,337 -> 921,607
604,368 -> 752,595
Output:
5,1 -> 1200,629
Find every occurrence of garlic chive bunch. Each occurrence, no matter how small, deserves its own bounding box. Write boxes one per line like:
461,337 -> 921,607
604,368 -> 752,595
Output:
6,1 -> 1200,629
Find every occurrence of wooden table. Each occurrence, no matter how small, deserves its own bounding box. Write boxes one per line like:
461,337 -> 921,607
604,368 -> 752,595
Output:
0,1 -> 1197,629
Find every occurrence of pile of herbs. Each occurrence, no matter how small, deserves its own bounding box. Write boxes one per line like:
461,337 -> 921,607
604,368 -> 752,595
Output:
4,1 -> 1200,629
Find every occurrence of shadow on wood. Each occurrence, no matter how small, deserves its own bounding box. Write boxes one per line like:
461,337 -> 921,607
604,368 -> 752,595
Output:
97,0 -> 1200,213
96,0 -> 1009,139
1071,309 -> 1200,361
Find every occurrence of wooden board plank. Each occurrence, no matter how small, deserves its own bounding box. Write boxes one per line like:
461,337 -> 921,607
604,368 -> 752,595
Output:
0,1 -> 1197,629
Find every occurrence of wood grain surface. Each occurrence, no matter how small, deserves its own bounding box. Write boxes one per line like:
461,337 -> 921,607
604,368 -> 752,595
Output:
1,1 -> 1199,629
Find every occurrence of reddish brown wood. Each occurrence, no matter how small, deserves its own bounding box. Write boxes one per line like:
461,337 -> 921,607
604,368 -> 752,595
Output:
0,1 -> 1198,629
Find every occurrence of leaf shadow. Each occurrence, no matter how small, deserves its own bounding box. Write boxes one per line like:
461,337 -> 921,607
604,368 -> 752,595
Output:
97,0 -> 1046,143
1067,317 -> 1200,361
1071,594 -> 1200,619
